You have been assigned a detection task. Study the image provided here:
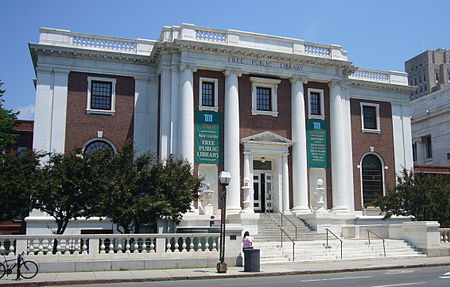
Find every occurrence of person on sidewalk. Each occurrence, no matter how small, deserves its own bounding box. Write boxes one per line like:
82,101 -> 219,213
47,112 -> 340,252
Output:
242,231 -> 253,250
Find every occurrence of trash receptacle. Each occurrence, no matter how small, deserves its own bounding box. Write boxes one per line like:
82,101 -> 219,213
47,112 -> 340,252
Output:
243,248 -> 260,272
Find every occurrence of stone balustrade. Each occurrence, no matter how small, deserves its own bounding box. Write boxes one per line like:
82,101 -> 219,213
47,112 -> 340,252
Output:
38,28 -> 155,55
159,24 -> 348,61
439,228 -> 450,243
0,233 -> 219,259
350,68 -> 409,86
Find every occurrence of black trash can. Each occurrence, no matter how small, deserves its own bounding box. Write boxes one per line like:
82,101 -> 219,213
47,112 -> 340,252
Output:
243,248 -> 260,272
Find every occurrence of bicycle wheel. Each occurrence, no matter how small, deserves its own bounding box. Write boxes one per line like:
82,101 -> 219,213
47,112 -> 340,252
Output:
19,261 -> 38,279
0,262 -> 5,279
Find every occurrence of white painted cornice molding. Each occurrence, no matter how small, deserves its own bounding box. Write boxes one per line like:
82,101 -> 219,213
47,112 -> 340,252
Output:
290,77 -> 308,85
224,69 -> 243,77
179,64 -> 198,73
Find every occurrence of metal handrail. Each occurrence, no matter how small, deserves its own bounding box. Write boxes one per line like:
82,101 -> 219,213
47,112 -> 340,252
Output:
367,229 -> 386,257
325,228 -> 343,259
266,205 -> 298,240
280,228 -> 296,262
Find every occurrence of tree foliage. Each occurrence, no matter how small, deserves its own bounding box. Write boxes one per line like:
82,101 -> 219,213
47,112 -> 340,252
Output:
31,149 -> 106,234
97,142 -> 202,233
0,150 -> 41,220
0,80 -> 18,153
372,169 -> 450,227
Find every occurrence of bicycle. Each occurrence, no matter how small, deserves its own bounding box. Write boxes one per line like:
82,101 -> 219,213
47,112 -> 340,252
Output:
0,252 -> 39,280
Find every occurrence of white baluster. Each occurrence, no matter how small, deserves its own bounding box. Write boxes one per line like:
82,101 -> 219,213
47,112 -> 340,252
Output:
141,238 -> 147,254
181,237 -> 187,252
125,239 -> 131,254
149,238 -> 155,253
204,240 -> 210,252
82,239 -> 88,255
28,240 -> 35,256
108,238 -> 114,254
38,239 -> 44,255
212,238 -> 218,251
189,237 -> 194,252
196,238 -> 201,252
174,237 -> 180,253
133,238 -> 139,253
166,239 -> 172,253
100,238 -> 106,254
117,239 -> 123,254
74,239 -> 80,255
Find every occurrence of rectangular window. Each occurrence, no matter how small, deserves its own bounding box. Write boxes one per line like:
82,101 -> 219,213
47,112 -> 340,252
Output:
308,89 -> 325,119
256,87 -> 272,111
363,105 -> 377,130
201,82 -> 215,107
412,142 -> 417,162
87,76 -> 116,115
91,81 -> 112,110
198,78 -> 219,112
424,135 -> 432,159
310,92 -> 321,115
250,77 -> 280,116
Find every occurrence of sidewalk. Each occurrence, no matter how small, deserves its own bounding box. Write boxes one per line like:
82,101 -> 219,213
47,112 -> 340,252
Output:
2,256 -> 450,286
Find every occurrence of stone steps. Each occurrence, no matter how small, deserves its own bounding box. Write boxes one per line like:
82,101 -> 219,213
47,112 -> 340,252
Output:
253,213 -> 426,263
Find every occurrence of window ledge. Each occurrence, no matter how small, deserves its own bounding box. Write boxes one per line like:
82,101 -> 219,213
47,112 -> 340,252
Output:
251,109 -> 278,117
199,106 -> 219,112
86,109 -> 115,116
308,114 -> 325,120
362,129 -> 381,134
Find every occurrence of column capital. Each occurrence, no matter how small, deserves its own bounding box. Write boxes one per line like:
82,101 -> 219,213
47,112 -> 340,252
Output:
224,69 -> 243,77
179,64 -> 197,73
290,77 -> 308,85
329,79 -> 349,89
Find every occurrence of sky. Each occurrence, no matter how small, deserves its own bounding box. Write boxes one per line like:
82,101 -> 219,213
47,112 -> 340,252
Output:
1,0 -> 449,120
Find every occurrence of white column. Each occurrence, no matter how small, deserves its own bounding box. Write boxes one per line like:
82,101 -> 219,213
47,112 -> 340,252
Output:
282,154 -> 291,214
148,76 -> 159,154
342,84 -> 355,211
329,81 -> 350,212
290,78 -> 310,214
224,70 -> 242,214
179,65 -> 196,164
170,67 -> 180,155
134,76 -> 151,155
159,68 -> 171,160
392,104 -> 414,174
242,151 -> 253,213
33,68 -> 68,154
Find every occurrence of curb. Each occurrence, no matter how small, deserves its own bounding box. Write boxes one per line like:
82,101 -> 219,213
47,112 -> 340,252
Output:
3,261 -> 450,287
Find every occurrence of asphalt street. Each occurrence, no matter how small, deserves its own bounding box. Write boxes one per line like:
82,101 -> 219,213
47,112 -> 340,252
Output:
58,266 -> 450,287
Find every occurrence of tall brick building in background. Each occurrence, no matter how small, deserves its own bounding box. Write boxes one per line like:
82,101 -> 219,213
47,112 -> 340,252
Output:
27,24 -> 415,234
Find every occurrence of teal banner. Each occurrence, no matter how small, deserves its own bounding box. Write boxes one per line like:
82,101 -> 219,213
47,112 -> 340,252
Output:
306,119 -> 328,168
195,111 -> 221,164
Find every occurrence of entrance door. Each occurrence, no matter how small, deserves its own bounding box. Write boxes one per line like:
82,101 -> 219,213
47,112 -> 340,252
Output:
253,171 -> 273,213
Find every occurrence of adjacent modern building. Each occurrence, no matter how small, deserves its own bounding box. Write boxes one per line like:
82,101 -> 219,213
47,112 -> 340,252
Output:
405,49 -> 450,100
27,24 -> 415,234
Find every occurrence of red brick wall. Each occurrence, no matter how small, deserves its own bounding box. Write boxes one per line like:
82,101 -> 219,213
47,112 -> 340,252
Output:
65,72 -> 134,152
350,99 -> 396,210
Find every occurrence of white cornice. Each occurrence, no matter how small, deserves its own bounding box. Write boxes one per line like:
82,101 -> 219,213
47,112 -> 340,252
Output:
350,79 -> 415,94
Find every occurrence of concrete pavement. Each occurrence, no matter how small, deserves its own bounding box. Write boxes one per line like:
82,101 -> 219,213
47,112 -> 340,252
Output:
1,256 -> 450,286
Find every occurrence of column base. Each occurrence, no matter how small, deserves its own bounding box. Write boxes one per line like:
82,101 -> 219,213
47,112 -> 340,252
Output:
291,206 -> 312,215
331,206 -> 355,216
282,210 -> 292,215
226,206 -> 242,215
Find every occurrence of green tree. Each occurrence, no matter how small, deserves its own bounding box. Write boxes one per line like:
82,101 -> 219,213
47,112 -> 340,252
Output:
0,150 -> 41,220
98,142 -> 202,233
32,149 -> 106,234
372,169 -> 450,227
0,80 -> 18,153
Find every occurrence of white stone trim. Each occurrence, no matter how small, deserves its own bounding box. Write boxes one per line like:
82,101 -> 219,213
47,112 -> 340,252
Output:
250,77 -> 280,117
198,77 -> 219,112
360,102 -> 381,133
82,137 -> 117,154
87,76 -> 116,115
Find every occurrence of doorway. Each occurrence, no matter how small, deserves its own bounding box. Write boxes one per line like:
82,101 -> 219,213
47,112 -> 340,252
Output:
253,171 -> 273,213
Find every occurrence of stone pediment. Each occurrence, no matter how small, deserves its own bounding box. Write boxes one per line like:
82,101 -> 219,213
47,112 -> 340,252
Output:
241,131 -> 293,147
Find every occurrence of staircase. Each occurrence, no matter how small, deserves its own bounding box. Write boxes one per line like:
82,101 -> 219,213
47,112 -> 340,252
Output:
252,213 -> 426,264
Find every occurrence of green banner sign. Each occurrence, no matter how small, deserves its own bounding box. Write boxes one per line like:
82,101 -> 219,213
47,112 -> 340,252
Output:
307,119 -> 328,168
195,111 -> 221,164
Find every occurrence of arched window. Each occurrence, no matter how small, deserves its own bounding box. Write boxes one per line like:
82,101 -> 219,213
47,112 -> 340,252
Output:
361,154 -> 383,205
83,140 -> 114,156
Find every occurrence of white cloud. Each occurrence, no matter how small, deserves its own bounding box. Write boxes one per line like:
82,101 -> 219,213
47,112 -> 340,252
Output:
16,104 -> 35,120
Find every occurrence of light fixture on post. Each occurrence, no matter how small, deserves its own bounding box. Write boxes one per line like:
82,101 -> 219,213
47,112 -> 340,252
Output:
217,170 -> 231,273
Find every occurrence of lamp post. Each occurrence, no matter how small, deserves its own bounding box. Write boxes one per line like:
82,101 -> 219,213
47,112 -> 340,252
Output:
217,170 -> 231,273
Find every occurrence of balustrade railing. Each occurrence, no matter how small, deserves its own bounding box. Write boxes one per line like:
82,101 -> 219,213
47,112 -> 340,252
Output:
439,228 -> 450,243
0,233 -> 219,258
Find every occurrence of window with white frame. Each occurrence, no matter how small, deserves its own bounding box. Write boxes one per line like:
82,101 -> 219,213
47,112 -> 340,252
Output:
250,77 -> 280,117
423,135 -> 432,159
83,139 -> 116,156
199,77 -> 218,112
360,102 -> 380,133
308,88 -> 325,119
361,154 -> 384,205
87,77 -> 116,115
